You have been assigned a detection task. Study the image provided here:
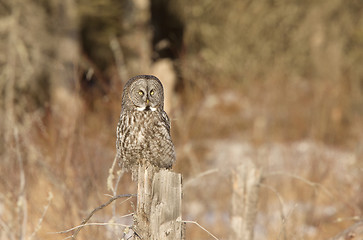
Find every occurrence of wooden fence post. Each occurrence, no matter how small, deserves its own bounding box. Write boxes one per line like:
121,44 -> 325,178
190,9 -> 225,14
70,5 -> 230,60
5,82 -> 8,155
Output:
230,160 -> 261,240
134,163 -> 184,240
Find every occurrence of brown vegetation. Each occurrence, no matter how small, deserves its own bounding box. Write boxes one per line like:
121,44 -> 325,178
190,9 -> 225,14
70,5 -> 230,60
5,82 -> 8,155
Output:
0,0 -> 362,239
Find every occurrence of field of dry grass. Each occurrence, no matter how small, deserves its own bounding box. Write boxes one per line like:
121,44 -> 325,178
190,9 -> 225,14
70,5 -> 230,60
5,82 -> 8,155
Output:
0,0 -> 362,239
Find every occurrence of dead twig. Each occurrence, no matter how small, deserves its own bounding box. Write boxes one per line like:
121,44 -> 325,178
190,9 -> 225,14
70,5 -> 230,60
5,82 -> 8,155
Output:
265,171 -> 334,199
68,194 -> 136,239
0,215 -> 15,240
55,221 -> 132,234
14,127 -> 27,240
259,183 -> 287,240
277,203 -> 298,240
334,216 -> 361,223
107,155 -> 124,193
29,192 -> 53,240
184,168 -> 219,188
181,220 -> 219,240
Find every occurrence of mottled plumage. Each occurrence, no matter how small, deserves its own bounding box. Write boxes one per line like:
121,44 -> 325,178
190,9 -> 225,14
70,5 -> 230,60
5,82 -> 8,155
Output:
116,75 -> 175,178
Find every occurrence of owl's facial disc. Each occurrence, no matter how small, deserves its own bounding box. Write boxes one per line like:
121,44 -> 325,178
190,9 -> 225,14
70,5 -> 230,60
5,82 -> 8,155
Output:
129,78 -> 161,112
135,88 -> 158,112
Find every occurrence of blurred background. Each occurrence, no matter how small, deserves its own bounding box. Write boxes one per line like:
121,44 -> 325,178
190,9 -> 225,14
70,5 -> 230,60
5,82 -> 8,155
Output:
0,0 -> 363,239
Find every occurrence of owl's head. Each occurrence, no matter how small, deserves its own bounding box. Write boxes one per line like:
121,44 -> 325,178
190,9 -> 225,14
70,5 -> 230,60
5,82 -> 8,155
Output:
122,75 -> 165,112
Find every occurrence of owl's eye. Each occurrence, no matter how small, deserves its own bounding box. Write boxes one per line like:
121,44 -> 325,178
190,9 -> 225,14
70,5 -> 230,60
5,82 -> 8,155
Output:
150,90 -> 154,96
138,90 -> 144,96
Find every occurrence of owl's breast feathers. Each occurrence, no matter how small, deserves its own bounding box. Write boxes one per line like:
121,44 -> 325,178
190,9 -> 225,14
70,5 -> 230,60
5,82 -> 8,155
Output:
117,109 -> 175,170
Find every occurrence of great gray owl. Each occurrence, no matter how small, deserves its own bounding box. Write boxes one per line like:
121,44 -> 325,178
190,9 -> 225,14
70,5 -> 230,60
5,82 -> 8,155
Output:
116,75 -> 175,178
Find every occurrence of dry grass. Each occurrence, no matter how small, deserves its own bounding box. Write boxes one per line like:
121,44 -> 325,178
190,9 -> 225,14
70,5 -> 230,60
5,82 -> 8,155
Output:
0,0 -> 362,239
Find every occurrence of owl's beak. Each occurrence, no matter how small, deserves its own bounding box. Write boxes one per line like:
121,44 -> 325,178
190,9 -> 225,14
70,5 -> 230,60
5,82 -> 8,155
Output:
144,98 -> 151,111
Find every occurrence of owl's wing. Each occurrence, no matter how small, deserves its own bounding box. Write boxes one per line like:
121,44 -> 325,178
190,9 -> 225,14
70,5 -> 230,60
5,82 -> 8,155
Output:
161,110 -> 171,134
116,117 -> 125,161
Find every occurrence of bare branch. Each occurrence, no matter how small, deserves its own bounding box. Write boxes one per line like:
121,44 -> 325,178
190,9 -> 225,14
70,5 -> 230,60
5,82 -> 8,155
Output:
277,204 -> 298,240
107,155 -> 119,192
184,168 -> 219,188
181,220 -> 219,240
54,222 -> 132,234
14,127 -> 27,240
69,194 -> 136,239
265,171 -> 334,199
0,216 -> 15,240
334,216 -> 361,223
29,192 -> 53,240
259,183 -> 287,240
